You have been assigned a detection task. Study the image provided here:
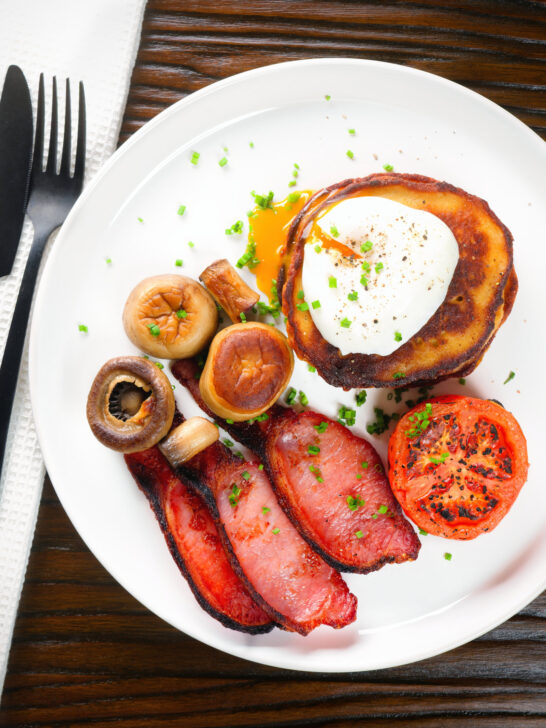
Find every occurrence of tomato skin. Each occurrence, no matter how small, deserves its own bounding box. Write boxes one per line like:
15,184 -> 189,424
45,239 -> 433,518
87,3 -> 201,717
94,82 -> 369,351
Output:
387,396 -> 529,540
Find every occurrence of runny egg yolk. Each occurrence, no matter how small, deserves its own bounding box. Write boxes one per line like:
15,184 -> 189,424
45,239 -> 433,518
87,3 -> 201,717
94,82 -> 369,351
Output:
248,192 -> 310,300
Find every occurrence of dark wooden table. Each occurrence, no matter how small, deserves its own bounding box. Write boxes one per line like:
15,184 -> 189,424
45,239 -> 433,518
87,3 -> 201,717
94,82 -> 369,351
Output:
2,2 -> 545,726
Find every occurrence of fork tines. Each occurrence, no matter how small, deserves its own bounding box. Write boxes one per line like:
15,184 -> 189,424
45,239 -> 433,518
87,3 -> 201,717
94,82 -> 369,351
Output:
32,74 -> 85,182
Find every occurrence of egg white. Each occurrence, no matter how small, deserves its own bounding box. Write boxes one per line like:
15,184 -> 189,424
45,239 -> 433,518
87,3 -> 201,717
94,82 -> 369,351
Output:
301,196 -> 459,356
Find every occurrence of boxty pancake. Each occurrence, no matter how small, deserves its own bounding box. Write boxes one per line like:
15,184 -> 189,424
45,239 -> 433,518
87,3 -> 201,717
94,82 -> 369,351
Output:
282,173 -> 516,389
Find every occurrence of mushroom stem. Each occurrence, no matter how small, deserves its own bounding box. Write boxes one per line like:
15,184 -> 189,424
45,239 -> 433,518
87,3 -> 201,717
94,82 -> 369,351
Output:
159,417 -> 219,467
200,259 -> 259,323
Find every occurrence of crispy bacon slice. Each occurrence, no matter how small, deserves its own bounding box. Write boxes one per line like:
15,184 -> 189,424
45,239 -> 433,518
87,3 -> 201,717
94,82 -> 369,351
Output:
179,441 -> 357,635
172,359 -> 420,573
125,446 -> 274,633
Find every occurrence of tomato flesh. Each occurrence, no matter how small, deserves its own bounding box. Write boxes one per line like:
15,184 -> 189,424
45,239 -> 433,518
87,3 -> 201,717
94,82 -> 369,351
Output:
388,396 -> 528,540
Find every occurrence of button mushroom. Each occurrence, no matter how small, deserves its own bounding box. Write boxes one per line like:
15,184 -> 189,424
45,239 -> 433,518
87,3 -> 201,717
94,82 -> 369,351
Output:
122,274 -> 218,359
86,356 -> 175,453
159,417 -> 219,468
200,259 -> 259,323
199,322 -> 294,422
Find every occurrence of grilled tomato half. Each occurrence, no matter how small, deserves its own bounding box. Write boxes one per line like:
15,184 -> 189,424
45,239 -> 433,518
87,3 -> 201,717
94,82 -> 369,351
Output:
388,395 -> 528,540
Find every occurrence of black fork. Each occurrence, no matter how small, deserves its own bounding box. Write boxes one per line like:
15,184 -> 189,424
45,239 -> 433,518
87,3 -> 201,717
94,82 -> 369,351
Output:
0,75 -> 86,484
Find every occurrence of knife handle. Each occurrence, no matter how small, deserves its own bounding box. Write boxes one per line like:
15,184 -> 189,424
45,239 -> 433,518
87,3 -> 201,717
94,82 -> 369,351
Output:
0,228 -> 50,484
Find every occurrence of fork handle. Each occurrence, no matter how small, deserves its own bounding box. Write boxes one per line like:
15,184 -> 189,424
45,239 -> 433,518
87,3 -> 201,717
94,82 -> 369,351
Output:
0,228 -> 51,483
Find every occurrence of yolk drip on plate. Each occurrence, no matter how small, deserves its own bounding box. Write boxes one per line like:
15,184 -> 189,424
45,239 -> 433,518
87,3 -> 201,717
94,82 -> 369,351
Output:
248,192 -> 310,299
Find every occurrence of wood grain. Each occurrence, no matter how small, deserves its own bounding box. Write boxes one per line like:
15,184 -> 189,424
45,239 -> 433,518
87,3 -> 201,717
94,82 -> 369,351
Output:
2,1 -> 546,726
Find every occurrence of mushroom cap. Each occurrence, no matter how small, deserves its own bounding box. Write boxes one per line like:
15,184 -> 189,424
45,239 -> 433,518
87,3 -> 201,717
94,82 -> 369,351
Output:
122,274 -> 218,359
199,322 -> 294,421
86,355 -> 175,453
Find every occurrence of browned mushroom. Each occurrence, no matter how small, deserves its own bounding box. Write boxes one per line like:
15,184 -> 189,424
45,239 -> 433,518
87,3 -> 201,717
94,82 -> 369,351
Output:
86,356 -> 175,453
200,259 -> 259,323
199,322 -> 294,421
159,417 -> 219,467
123,274 -> 218,359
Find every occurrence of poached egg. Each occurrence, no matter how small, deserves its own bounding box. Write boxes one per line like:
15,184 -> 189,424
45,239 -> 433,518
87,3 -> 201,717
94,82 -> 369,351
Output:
301,196 -> 459,356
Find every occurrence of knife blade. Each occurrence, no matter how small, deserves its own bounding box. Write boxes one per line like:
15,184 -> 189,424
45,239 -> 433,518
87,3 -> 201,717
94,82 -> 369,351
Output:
0,65 -> 33,277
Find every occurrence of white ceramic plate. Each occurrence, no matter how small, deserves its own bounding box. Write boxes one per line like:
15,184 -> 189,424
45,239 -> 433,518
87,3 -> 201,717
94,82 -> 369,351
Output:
30,59 -> 546,672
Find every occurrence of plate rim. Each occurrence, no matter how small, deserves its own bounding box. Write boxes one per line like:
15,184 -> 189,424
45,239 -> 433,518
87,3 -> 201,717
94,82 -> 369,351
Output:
29,57 -> 546,673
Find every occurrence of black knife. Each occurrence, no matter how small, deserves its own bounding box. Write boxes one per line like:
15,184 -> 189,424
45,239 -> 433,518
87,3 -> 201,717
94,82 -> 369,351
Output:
0,65 -> 33,277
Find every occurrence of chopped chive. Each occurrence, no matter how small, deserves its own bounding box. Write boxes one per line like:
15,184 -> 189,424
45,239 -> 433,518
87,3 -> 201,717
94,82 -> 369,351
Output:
348,128 -> 355,135
328,276 -> 337,288
418,528 -> 428,536
239,312 -> 247,323
223,438 -> 233,447
394,331 -> 402,342
258,464 -> 264,470
272,527 -> 280,535
429,452 -> 449,465
287,192 -> 301,203
176,309 -> 187,319
504,370 -> 515,384
375,262 -> 384,273
377,504 -> 388,514
78,324 -> 88,333
190,151 -> 200,165
288,180 -> 297,187
314,421 -> 328,433
361,260 -> 370,272
356,390 -> 367,406
175,259 -> 183,267
188,241 -> 194,248
361,461 -> 368,469
383,163 -> 394,172
393,372 -> 405,379
324,94 -> 331,100
346,495 -> 365,511
360,275 -> 368,287
251,190 -> 274,209
296,302 -> 309,311
249,141 -> 254,148
137,217 -> 143,223
314,245 -> 321,253
226,419 -> 234,424
177,205 -> 186,216
299,390 -> 309,406
148,324 -> 160,337
297,290 -> 304,299
241,471 -> 250,481
225,220 -> 244,235
262,506 -> 270,513
340,317 -> 351,328
308,364 -> 316,372
459,377 -> 466,385
105,257 -> 112,264
444,552 -> 452,561
361,240 -> 373,253
286,387 -> 297,405
348,291 -> 358,302
346,149 -> 354,159
355,530 -> 363,539
218,156 -> 228,167
307,445 -> 320,455
330,225 -> 339,237
311,299 -> 321,309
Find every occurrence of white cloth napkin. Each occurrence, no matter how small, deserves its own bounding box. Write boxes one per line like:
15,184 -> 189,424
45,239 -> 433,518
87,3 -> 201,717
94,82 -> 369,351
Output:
0,0 -> 147,691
